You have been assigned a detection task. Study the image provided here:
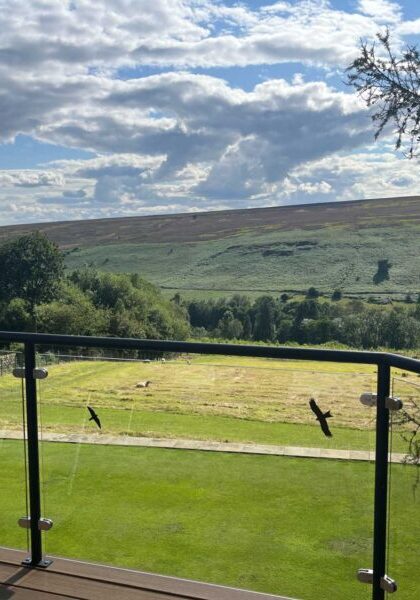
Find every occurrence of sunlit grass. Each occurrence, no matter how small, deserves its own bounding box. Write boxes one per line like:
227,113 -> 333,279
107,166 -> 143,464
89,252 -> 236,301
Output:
0,440 -> 418,600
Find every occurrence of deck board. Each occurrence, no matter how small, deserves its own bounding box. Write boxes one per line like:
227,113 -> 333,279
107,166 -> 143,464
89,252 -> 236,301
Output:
0,548 -> 295,600
0,585 -> 73,599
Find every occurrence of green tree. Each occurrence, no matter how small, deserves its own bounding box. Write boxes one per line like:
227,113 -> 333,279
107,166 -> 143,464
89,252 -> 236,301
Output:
306,287 -> 320,299
276,318 -> 293,343
305,318 -> 341,345
0,232 -> 64,315
36,281 -> 108,336
253,296 -> 277,341
227,294 -> 252,320
243,314 -> 253,339
0,298 -> 32,331
216,310 -> 244,339
70,269 -> 190,341
342,310 -> 386,349
295,299 -> 320,322
383,309 -> 420,349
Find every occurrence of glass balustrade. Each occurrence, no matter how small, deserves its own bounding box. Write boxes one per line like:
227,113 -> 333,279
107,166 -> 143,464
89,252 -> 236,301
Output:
1,332 -> 419,600
386,373 -> 420,600
0,349 -> 29,552
34,348 -> 378,600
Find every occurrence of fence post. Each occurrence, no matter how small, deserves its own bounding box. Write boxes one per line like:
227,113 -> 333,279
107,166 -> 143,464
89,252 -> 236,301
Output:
372,362 -> 391,600
23,342 -> 50,567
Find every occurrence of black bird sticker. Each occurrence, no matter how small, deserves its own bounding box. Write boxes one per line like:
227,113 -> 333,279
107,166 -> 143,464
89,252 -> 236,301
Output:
309,398 -> 333,437
87,406 -> 101,429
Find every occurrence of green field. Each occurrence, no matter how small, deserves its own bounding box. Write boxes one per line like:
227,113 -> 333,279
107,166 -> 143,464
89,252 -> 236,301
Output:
0,440 -> 418,600
1,356 -> 419,599
0,355 -> 418,452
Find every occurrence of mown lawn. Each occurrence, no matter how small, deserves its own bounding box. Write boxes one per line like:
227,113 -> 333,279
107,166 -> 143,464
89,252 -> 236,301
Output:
0,355 -> 417,452
0,440 -> 418,600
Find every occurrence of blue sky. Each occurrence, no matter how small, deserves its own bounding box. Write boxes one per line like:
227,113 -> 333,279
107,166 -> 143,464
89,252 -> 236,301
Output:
0,0 -> 419,225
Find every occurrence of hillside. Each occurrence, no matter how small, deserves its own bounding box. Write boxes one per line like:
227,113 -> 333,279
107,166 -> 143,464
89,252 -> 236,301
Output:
1,196 -> 420,298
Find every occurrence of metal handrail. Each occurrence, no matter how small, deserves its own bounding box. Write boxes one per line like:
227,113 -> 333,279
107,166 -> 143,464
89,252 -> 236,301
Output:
1,330 -> 417,600
1,330 -> 420,372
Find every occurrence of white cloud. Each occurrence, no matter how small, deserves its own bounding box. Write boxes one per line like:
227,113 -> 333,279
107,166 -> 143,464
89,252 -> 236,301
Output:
37,74 -> 370,205
0,0 -> 407,149
357,0 -> 402,23
2,142 -> 419,226
0,68 -> 379,222
397,18 -> 420,36
0,170 -> 65,188
0,0 -> 418,225
290,147 -> 420,202
281,178 -> 332,197
0,0 -> 408,77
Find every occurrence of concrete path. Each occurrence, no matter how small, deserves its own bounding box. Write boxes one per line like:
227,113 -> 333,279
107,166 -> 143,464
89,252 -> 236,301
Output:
0,429 -> 409,463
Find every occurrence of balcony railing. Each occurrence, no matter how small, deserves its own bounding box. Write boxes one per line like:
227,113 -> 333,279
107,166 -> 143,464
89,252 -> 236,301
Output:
0,330 -> 419,600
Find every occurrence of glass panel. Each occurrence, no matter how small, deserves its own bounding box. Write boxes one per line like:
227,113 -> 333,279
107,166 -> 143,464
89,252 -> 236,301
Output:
0,349 -> 29,551
38,349 -> 377,599
388,374 -> 420,599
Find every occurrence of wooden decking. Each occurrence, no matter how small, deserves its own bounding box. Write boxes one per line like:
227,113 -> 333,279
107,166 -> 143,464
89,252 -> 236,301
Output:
0,547 -> 295,600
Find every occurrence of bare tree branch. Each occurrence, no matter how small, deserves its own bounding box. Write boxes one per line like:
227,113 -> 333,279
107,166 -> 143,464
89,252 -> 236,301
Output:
346,29 -> 420,157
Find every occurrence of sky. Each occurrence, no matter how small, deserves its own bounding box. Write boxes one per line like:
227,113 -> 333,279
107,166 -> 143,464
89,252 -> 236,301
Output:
0,0 -> 419,225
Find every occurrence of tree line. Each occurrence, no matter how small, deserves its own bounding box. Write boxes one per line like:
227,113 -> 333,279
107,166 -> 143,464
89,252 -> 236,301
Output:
186,291 -> 420,350
0,232 -> 190,342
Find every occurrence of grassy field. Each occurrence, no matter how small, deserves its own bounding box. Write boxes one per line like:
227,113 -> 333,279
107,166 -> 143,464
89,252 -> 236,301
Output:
1,356 -> 418,598
64,223 -> 420,297
0,440 -> 418,600
0,355 -> 418,452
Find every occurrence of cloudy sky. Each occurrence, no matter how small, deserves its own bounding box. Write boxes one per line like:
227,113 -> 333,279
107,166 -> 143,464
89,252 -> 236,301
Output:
0,0 -> 419,225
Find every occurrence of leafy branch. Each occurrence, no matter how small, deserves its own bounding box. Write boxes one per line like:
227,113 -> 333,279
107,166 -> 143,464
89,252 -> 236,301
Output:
396,398 -> 420,465
346,29 -> 420,157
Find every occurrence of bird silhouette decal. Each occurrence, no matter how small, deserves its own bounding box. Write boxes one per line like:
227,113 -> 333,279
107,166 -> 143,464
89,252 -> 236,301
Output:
309,398 -> 333,437
87,406 -> 101,429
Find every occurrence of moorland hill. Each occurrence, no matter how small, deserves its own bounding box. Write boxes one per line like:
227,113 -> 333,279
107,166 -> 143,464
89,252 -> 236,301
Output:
1,196 -> 419,298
